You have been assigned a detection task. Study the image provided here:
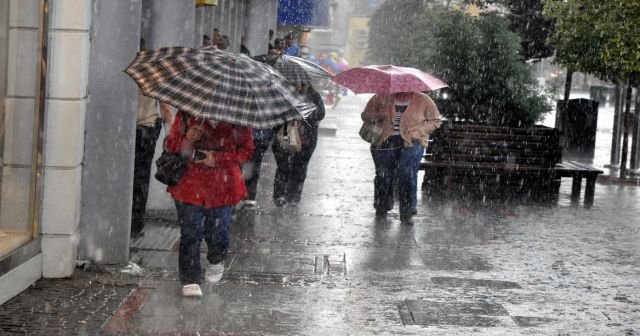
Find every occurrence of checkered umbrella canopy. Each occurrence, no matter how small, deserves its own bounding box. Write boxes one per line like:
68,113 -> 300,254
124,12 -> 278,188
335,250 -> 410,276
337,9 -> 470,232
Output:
271,55 -> 333,89
125,46 -> 316,128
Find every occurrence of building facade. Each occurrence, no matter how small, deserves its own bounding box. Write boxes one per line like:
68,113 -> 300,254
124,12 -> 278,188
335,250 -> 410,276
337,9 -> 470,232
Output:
0,0 -> 278,305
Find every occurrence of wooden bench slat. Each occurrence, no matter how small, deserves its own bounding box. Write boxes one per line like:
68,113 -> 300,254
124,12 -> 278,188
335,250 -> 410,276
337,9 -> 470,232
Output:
432,154 -> 549,166
421,161 -> 555,172
440,124 -> 560,136
431,139 -> 563,151
438,131 -> 559,143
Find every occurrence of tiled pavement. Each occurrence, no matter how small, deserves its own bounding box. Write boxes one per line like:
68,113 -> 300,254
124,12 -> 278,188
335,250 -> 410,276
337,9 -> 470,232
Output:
1,94 -> 639,335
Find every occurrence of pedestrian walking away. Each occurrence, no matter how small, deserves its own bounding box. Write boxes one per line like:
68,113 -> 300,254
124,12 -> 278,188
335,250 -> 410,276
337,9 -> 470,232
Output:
272,82 -> 325,207
361,92 -> 441,225
284,34 -> 301,57
130,38 -> 172,239
241,127 -> 274,209
267,29 -> 275,51
164,111 -> 254,297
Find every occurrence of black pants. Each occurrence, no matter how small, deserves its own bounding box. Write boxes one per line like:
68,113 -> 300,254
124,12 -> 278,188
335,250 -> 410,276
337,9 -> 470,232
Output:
272,127 -> 318,204
131,119 -> 162,235
244,135 -> 274,200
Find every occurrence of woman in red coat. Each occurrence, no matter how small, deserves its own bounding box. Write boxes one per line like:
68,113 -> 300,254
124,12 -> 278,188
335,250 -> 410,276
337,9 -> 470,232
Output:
165,111 -> 254,297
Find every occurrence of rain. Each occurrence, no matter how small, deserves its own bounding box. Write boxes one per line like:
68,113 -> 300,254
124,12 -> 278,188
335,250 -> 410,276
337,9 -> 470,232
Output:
0,0 -> 639,335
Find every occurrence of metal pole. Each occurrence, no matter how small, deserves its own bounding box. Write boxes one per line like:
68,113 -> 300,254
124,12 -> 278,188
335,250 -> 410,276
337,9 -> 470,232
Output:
619,82 -> 633,178
630,87 -> 640,173
608,83 -> 623,168
27,0 -> 48,238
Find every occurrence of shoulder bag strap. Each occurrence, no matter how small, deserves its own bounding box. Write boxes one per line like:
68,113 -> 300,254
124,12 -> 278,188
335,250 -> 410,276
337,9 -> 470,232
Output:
162,111 -> 191,150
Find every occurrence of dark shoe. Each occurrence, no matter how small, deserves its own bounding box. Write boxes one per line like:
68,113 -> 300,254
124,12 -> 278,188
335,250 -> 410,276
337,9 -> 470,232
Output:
375,209 -> 387,218
400,215 -> 414,225
274,197 -> 287,207
130,230 -> 145,239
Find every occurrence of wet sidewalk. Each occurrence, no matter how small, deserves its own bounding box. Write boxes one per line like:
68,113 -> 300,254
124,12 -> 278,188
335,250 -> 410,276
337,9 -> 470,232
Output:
2,95 -> 640,335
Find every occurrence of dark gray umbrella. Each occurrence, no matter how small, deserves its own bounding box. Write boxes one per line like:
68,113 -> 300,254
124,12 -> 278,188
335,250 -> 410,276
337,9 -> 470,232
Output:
125,46 -> 315,128
271,55 -> 333,88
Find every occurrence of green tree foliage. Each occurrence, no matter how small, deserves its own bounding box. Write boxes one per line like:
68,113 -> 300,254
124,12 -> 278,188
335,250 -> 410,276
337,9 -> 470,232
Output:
430,12 -> 550,126
368,6 -> 551,127
367,0 -> 432,66
543,1 -> 610,78
441,0 -> 555,61
544,0 -> 640,175
501,0 -> 555,61
544,1 -> 640,81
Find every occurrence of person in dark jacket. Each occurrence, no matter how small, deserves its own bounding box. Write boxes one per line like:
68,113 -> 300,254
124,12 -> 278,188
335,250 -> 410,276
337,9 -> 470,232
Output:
240,127 -> 273,209
272,83 -> 325,207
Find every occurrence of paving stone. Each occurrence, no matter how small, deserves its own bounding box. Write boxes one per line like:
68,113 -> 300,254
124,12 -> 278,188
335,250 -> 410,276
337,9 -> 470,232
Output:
0,276 -> 132,335
430,276 -> 521,289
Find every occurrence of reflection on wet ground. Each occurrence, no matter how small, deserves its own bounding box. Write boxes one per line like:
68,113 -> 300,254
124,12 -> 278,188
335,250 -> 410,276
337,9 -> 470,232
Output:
126,95 -> 640,335
2,95 -> 639,335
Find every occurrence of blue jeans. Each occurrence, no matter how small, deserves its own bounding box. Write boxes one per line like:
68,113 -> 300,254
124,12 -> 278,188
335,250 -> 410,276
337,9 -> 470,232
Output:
175,201 -> 232,285
370,139 -> 424,216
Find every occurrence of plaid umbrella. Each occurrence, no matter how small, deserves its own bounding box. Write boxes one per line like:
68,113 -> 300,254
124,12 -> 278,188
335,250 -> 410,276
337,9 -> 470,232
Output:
271,55 -> 333,89
125,46 -> 316,128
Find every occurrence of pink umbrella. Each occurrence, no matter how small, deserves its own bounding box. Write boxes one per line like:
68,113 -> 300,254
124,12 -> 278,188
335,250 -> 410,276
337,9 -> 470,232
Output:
332,64 -> 448,94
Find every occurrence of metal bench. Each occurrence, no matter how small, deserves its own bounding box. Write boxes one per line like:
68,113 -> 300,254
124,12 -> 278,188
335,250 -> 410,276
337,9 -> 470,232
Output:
554,160 -> 603,208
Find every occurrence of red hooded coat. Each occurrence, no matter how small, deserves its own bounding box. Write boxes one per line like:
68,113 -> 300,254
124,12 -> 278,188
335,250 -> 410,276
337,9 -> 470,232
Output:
165,111 -> 254,208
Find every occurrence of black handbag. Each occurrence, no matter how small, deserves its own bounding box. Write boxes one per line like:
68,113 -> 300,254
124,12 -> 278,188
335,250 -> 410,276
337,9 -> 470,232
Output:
154,113 -> 190,186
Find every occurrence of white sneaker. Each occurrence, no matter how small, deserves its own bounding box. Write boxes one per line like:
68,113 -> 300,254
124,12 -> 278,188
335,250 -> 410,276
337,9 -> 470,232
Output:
243,200 -> 257,208
181,284 -> 202,298
205,262 -> 224,283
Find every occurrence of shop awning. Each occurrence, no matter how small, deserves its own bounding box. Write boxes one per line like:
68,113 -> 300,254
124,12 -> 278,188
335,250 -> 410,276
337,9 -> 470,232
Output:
277,0 -> 330,28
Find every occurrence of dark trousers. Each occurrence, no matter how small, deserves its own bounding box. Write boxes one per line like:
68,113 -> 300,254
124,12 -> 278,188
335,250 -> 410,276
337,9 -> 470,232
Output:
370,138 -> 424,216
131,119 -> 162,234
244,134 -> 274,200
175,201 -> 232,285
272,127 -> 318,204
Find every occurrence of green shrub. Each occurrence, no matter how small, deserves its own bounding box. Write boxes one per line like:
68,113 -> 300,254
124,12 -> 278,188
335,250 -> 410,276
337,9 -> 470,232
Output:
368,6 -> 552,127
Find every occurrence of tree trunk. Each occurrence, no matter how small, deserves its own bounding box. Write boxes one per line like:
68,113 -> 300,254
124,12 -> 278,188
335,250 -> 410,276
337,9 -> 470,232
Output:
563,69 -> 573,103
619,81 -> 633,178
556,70 -> 573,146
610,83 -> 624,167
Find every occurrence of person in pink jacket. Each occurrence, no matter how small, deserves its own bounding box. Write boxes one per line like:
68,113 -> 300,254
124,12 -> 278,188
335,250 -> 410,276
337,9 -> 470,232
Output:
361,92 -> 441,224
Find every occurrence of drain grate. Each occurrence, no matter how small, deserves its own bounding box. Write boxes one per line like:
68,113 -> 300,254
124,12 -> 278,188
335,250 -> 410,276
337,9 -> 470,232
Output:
400,300 -> 508,327
314,254 -> 347,276
225,253 -> 347,277
511,316 -> 556,327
